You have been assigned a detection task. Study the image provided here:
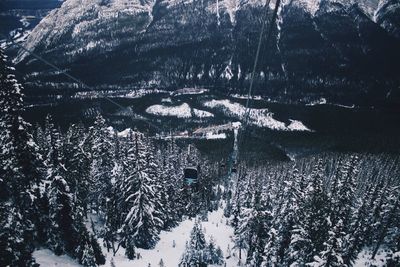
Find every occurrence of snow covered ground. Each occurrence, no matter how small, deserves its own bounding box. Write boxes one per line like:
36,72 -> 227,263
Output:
230,94 -> 262,100
204,99 -> 312,131
354,248 -> 390,267
171,88 -> 209,96
33,249 -> 81,266
33,206 -> 242,266
305,97 -> 356,109
32,206 -> 388,267
306,97 -> 328,106
104,207 -> 242,267
287,119 -> 312,131
146,103 -> 214,119
146,103 -> 192,118
205,132 -> 227,139
193,108 -> 214,118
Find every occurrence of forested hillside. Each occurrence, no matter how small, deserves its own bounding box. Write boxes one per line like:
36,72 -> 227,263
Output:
1,48 -> 400,266
0,50 -> 221,266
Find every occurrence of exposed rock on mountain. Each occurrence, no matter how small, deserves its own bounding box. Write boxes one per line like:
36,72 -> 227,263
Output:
375,0 -> 400,39
15,0 -> 400,105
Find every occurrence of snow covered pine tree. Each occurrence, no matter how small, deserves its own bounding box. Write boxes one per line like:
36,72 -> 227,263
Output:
0,48 -> 42,266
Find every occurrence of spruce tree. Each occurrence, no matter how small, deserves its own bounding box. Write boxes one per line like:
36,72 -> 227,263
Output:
45,121 -> 76,255
64,123 -> 91,215
206,236 -> 224,265
120,132 -> 161,251
0,49 -> 43,266
90,115 -> 114,215
179,220 -> 208,266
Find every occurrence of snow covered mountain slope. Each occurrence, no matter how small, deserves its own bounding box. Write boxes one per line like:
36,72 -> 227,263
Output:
15,0 -> 400,105
15,0 -> 157,63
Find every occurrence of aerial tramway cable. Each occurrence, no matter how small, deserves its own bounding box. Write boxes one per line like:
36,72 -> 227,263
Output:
237,0 -> 282,159
231,3 -> 283,260
1,0 -> 282,142
0,33 -> 162,131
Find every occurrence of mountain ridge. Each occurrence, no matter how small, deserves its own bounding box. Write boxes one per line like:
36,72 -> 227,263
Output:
14,0 -> 400,105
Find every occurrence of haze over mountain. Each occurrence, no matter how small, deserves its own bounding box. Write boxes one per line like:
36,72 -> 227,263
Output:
8,0 -> 400,105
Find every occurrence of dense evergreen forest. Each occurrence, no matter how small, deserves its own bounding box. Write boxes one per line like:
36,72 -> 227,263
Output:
1,46 -> 400,267
0,49 -> 220,266
226,153 -> 400,266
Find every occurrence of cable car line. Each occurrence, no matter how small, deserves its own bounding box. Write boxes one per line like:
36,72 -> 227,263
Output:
0,33 -> 162,132
243,0 -> 272,126
1,0 -> 282,189
232,0 -> 282,184
238,0 -> 282,159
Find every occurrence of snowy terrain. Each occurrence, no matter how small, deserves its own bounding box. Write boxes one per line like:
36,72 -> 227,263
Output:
73,88 -> 167,100
146,103 -> 214,119
204,99 -> 311,131
305,98 -> 356,109
107,207 -> 241,267
34,206 -> 243,267
33,249 -> 81,267
32,205 -> 389,267
306,97 -> 328,106
193,108 -> 215,118
171,88 -> 209,96
146,103 -> 192,118
205,132 -> 227,139
286,119 -> 312,131
230,94 -> 262,100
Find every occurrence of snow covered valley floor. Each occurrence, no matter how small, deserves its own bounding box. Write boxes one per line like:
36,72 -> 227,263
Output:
34,207 -> 245,267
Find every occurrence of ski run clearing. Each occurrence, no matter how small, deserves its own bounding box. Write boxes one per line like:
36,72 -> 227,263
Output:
203,99 -> 311,131
34,207 -> 244,267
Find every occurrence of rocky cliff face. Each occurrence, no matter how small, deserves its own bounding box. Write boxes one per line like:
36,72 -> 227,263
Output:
15,0 -> 400,105
375,0 -> 400,39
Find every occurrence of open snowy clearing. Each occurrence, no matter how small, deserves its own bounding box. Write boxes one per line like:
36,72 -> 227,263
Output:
33,249 -> 81,266
146,103 -> 214,119
205,132 -> 227,139
193,108 -> 214,118
146,103 -> 192,118
230,94 -> 262,100
305,98 -> 356,109
104,207 -> 242,267
204,99 -> 311,131
32,201 -> 387,267
33,207 -> 244,267
171,88 -> 209,96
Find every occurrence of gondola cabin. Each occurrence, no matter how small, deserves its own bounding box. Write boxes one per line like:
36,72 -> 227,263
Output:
184,167 -> 198,186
